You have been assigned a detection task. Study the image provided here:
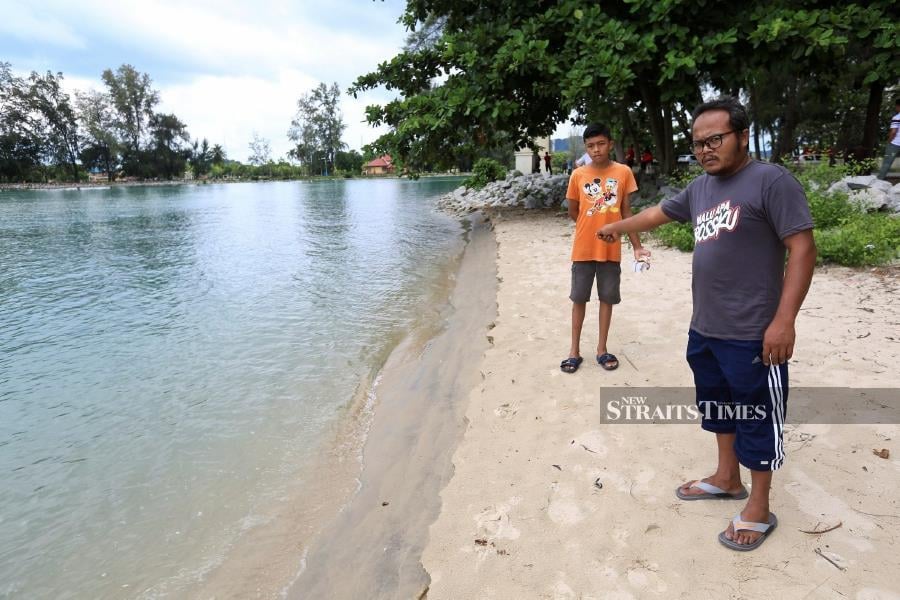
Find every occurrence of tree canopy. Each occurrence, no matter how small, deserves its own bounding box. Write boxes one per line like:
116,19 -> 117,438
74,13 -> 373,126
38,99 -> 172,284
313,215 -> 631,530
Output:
351,0 -> 900,172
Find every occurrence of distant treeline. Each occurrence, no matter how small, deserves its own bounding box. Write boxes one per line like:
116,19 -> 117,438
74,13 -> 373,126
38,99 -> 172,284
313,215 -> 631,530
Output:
0,63 -> 368,183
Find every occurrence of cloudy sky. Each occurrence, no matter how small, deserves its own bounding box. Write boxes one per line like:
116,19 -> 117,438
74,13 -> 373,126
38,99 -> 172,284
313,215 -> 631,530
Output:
0,0 -> 413,162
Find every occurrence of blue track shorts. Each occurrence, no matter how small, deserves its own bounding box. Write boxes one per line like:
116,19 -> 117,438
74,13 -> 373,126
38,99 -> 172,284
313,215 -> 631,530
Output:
686,329 -> 788,471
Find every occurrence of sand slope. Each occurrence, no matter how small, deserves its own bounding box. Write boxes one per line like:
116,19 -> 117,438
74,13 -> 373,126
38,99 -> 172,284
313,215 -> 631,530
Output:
422,210 -> 900,600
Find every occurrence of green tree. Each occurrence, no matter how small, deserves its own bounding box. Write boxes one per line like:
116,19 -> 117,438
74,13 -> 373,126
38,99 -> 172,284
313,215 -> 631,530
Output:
0,62 -> 43,181
101,64 -> 160,174
211,143 -> 226,166
26,70 -> 81,180
189,137 -> 212,178
76,89 -> 120,181
148,113 -> 189,179
352,0 -> 899,172
288,82 -> 347,175
248,132 -> 271,166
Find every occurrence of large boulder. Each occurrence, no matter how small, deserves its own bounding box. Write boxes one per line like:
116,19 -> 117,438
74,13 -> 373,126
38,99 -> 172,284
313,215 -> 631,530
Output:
827,180 -> 851,195
869,178 -> 893,193
845,175 -> 878,190
848,188 -> 888,211
886,183 -> 900,213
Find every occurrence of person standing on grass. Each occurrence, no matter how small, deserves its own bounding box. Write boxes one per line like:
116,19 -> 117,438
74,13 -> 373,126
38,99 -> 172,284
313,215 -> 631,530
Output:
597,96 -> 816,551
560,123 -> 649,375
544,151 -> 553,175
877,97 -> 900,180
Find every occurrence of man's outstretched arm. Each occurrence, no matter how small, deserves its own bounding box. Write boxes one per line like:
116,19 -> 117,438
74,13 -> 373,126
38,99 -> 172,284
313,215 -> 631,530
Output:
597,205 -> 673,241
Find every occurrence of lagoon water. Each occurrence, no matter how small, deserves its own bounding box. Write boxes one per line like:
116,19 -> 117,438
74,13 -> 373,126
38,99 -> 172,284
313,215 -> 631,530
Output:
0,178 -> 465,598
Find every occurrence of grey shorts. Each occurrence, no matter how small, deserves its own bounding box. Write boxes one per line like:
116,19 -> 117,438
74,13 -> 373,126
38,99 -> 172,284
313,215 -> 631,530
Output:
570,261 -> 621,304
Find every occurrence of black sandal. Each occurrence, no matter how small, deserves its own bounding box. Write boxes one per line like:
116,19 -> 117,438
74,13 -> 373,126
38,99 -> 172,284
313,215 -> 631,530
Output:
560,356 -> 584,373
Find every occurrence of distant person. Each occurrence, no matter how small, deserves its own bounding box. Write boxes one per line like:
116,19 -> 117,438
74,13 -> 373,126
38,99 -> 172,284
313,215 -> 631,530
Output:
598,96 -> 816,552
877,97 -> 900,180
566,157 -> 573,174
531,150 -> 541,174
625,145 -> 635,168
560,123 -> 649,375
544,151 -> 553,175
640,149 -> 653,173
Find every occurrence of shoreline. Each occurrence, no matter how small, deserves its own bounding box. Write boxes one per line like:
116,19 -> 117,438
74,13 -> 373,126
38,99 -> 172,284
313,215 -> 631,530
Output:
285,213 -> 497,598
179,212 -> 496,599
0,173 -> 466,192
421,209 -> 899,599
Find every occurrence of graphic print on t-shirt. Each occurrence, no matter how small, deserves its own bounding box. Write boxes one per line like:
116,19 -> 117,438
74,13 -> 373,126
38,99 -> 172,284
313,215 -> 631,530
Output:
583,177 -> 621,216
694,199 -> 741,244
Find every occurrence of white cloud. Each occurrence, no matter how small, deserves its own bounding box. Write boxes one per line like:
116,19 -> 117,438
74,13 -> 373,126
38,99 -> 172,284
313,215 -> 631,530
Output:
156,71 -> 392,161
0,9 -> 85,49
4,0 -> 410,160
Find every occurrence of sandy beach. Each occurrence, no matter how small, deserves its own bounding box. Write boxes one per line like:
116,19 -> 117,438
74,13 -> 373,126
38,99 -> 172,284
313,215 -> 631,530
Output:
422,209 -> 900,599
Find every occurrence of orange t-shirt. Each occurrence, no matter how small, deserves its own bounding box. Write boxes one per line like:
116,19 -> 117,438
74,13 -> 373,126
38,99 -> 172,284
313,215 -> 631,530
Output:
566,161 -> 638,262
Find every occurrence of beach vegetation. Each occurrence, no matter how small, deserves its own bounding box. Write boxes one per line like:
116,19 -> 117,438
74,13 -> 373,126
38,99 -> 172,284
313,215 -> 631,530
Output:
352,1 -> 898,175
288,82 -> 348,176
464,157 -> 507,189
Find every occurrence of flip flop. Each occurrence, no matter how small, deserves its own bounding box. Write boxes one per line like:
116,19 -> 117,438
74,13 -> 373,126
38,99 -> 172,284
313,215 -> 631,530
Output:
676,480 -> 749,501
596,353 -> 619,371
718,513 -> 778,551
560,356 -> 583,374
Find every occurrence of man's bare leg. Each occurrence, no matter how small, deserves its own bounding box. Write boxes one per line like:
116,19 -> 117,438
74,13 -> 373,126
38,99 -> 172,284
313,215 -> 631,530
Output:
678,432 -> 744,497
724,469 -> 772,545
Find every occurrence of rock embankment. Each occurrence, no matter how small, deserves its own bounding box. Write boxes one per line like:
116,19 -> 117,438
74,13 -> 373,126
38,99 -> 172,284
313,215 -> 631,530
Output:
437,172 -> 570,213
438,171 -> 900,215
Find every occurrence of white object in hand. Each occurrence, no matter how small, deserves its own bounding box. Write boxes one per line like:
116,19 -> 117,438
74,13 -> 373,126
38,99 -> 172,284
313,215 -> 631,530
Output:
632,258 -> 650,273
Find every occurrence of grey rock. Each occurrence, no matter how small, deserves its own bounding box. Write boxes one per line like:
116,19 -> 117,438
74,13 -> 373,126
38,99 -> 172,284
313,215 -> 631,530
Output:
827,180 -> 851,195
869,179 -> 892,193
845,175 -> 877,190
848,188 -> 888,211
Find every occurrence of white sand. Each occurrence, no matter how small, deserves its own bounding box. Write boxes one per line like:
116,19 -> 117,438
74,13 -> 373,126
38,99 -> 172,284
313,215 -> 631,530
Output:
422,210 -> 900,600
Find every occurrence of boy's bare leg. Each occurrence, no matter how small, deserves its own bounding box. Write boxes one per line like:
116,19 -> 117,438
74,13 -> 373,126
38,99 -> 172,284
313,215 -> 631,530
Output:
569,302 -> 586,358
596,302 -> 616,366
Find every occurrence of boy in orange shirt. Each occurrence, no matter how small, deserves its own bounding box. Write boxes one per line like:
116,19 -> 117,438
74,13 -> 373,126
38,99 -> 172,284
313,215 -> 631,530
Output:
560,123 -> 649,373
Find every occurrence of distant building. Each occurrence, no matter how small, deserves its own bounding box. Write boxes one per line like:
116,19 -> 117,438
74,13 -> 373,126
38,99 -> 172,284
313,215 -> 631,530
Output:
513,137 -> 552,174
364,155 -> 394,176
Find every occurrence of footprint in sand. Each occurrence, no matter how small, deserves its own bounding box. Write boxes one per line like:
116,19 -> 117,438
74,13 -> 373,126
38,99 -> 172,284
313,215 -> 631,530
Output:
626,563 -> 667,594
474,499 -> 521,540
493,402 -> 518,419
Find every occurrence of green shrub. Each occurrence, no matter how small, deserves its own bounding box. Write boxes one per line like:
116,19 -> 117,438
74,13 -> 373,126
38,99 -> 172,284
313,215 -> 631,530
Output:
464,158 -> 507,189
815,213 -> 900,267
807,189 -> 857,230
655,221 -> 695,252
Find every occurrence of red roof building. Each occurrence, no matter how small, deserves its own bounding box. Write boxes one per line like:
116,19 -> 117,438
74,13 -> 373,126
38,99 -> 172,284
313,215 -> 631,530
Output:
363,154 -> 394,176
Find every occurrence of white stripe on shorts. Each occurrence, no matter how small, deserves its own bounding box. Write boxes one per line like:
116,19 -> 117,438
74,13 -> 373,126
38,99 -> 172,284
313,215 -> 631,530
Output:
768,364 -> 785,470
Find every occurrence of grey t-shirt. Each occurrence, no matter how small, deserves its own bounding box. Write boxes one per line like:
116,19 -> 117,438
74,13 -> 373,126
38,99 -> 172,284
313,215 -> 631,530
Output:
660,160 -> 813,340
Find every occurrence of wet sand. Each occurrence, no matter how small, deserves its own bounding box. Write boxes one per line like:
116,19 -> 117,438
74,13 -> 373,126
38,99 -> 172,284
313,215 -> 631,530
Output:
286,215 -> 498,599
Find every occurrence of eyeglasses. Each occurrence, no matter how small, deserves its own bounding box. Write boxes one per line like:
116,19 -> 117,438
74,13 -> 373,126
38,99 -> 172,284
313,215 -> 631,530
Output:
691,131 -> 735,154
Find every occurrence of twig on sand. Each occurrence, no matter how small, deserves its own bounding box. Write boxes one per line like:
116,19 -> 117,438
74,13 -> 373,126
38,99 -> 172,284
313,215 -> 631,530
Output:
623,354 -> 639,371
814,547 -> 846,571
799,521 -> 842,534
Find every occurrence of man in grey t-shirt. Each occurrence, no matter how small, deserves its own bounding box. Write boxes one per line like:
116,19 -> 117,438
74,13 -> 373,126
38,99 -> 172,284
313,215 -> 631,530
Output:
597,96 -> 816,551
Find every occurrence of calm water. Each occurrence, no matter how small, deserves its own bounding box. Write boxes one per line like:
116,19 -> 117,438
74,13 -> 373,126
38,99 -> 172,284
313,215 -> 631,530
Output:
0,178 -> 465,599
